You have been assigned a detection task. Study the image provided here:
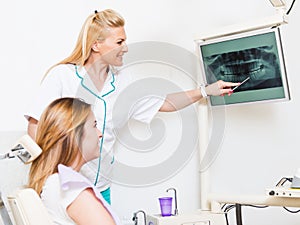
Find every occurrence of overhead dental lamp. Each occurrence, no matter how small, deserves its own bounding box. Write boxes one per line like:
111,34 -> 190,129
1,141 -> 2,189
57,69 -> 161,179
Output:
197,0 -> 290,41
0,134 -> 42,164
269,0 -> 286,8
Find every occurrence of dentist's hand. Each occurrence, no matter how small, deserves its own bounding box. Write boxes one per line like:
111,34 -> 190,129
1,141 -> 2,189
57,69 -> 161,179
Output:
205,80 -> 240,97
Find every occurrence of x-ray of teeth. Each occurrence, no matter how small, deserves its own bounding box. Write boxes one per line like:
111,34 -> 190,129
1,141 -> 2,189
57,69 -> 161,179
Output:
204,45 -> 283,92
198,28 -> 290,106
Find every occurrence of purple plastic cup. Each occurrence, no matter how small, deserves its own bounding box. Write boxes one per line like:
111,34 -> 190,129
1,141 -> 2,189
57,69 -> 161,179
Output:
159,197 -> 172,217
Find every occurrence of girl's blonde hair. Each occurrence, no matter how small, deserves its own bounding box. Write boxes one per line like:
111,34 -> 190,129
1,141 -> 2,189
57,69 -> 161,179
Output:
28,97 -> 91,195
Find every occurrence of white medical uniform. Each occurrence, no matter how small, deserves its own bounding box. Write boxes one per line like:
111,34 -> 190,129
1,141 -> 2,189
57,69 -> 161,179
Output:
24,64 -> 165,191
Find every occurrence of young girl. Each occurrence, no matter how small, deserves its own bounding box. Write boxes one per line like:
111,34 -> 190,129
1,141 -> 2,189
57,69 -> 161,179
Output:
28,97 -> 121,225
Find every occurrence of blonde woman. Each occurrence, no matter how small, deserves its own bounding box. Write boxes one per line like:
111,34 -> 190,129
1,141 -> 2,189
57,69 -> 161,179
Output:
28,97 -> 121,225
25,9 -> 239,204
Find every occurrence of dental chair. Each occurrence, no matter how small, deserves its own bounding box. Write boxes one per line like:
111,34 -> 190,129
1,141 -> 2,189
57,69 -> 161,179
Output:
0,134 -> 53,225
7,188 -> 53,225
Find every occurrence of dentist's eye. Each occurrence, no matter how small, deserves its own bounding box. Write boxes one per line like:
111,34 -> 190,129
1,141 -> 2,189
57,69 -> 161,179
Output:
116,39 -> 126,45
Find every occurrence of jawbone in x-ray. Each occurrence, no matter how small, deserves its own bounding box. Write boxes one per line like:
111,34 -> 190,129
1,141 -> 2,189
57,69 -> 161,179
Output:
198,27 -> 290,106
205,45 -> 282,92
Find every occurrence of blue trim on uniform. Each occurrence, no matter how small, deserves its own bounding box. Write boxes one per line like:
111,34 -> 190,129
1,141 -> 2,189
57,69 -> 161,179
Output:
101,187 -> 111,205
74,65 -> 116,185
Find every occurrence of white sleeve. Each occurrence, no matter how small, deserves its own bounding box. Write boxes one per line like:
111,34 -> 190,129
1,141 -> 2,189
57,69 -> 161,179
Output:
24,69 -> 63,121
129,95 -> 166,124
60,185 -> 88,211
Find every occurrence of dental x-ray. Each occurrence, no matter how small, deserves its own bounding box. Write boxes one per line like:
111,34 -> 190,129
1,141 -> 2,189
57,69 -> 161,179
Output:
197,27 -> 290,106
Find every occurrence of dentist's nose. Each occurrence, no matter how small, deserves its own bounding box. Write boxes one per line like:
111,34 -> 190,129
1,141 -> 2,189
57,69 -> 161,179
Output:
122,42 -> 128,53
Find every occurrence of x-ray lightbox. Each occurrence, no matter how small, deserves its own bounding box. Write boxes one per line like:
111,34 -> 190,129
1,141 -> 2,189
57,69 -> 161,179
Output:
196,27 -> 290,106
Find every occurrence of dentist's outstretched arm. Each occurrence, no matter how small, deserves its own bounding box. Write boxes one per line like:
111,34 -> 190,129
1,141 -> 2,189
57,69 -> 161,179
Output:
159,80 -> 239,112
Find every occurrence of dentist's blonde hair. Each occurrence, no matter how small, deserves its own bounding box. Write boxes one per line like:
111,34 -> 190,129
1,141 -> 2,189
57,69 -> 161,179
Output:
48,9 -> 125,73
28,97 -> 91,195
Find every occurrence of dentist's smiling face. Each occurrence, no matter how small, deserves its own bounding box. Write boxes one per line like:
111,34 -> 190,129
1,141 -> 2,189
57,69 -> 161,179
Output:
98,26 -> 128,67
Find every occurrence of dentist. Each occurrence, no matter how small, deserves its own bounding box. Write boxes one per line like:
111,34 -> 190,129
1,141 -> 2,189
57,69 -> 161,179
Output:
25,9 -> 238,205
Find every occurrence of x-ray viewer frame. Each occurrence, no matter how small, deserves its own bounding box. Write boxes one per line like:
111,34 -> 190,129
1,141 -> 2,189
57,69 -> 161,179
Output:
196,27 -> 290,107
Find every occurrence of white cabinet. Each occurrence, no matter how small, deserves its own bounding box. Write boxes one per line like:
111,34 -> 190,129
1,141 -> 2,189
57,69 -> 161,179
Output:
182,221 -> 210,225
146,210 -> 226,225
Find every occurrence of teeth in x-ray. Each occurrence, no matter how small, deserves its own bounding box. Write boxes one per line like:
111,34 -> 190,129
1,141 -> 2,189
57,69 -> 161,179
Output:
205,45 -> 283,92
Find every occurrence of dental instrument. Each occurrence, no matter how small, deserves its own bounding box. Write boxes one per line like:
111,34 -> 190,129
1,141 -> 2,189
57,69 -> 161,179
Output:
132,210 -> 147,225
166,188 -> 178,216
232,77 -> 250,91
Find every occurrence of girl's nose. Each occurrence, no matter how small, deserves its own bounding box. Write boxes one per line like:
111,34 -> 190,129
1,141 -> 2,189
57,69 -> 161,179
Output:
97,129 -> 102,138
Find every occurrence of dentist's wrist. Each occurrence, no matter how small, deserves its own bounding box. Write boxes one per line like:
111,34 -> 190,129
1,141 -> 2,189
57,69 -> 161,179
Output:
199,85 -> 208,98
